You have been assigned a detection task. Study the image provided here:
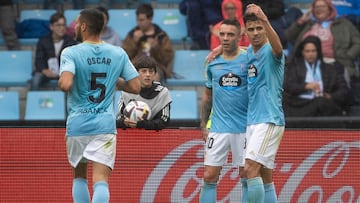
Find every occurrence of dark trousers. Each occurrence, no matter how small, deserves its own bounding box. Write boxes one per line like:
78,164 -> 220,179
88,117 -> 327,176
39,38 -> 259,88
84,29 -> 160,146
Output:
284,97 -> 343,117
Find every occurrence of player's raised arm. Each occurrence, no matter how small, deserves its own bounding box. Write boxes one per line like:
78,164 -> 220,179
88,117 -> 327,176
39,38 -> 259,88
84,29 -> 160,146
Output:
246,4 -> 283,57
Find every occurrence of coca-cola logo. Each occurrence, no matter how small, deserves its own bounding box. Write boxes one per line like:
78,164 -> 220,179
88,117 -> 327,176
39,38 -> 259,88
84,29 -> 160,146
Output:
140,140 -> 360,203
278,141 -> 360,203
140,140 -> 242,202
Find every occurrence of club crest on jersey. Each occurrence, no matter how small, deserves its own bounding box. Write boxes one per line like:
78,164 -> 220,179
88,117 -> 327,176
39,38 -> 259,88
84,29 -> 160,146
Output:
248,64 -> 257,83
219,72 -> 241,90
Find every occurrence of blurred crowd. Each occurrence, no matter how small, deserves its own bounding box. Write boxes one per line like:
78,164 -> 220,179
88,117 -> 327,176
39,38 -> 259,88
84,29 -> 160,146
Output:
1,0 -> 360,117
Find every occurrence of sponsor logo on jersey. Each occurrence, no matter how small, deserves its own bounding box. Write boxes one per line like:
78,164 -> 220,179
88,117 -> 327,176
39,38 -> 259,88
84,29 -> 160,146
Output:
248,64 -> 257,83
219,72 -> 241,90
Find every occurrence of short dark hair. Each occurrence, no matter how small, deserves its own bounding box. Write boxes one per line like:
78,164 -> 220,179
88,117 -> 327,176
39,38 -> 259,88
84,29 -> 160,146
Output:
79,8 -> 104,35
50,12 -> 65,24
134,56 -> 157,73
136,4 -> 153,19
221,19 -> 241,33
243,12 -> 259,25
95,6 -> 109,21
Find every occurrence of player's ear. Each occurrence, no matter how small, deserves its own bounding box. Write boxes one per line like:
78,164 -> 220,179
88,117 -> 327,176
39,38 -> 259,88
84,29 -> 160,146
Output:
80,23 -> 87,32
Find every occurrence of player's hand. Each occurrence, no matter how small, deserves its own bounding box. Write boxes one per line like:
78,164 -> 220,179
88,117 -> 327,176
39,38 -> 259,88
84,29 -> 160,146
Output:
246,4 -> 268,22
206,45 -> 222,63
124,118 -> 137,128
201,127 -> 209,142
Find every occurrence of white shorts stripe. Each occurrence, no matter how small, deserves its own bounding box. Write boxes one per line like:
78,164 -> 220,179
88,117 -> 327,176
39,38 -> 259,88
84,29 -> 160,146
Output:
244,123 -> 284,169
259,124 -> 274,155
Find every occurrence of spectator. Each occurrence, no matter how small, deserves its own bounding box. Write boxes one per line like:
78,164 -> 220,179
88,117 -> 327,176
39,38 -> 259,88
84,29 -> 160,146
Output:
242,0 -> 302,48
122,4 -> 174,83
179,0 -> 223,50
117,56 -> 172,130
0,0 -> 20,50
30,12 -> 77,90
283,35 -> 350,116
210,0 -> 250,50
285,0 -> 360,86
96,6 -> 122,46
67,6 -> 122,46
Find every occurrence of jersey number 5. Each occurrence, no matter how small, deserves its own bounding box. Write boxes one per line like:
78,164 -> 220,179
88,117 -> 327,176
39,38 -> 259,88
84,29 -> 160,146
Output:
89,72 -> 106,103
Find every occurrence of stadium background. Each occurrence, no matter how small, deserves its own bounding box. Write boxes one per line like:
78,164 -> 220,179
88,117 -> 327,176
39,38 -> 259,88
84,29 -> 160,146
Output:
1,0 -> 360,202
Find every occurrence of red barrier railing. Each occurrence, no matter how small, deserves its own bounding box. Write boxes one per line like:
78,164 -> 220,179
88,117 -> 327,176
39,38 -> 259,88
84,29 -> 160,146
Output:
0,128 -> 359,202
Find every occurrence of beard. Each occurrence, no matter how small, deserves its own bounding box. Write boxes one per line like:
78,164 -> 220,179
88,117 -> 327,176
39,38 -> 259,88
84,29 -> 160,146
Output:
75,27 -> 83,42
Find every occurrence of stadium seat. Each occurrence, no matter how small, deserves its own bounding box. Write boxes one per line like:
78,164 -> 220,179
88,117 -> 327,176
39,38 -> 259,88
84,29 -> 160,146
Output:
19,9 -> 56,27
170,90 -> 198,120
108,9 -> 136,39
166,50 -> 209,87
64,9 -> 81,26
25,91 -> 66,120
0,91 -> 20,120
152,9 -> 189,46
18,9 -> 57,46
0,50 -> 32,88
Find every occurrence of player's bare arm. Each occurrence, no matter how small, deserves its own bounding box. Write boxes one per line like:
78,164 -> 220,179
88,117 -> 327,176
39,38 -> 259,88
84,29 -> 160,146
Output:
117,77 -> 141,94
247,4 -> 283,57
58,71 -> 74,92
200,88 -> 212,141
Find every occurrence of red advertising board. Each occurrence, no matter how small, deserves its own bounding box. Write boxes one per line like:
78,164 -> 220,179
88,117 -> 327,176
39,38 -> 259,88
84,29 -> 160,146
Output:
0,128 -> 359,202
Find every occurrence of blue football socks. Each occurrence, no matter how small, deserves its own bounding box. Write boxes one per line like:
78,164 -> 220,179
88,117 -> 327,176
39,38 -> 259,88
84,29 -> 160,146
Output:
241,178 -> 248,203
247,177 -> 264,203
92,181 -> 109,203
199,182 -> 217,203
72,178 -> 90,203
264,182 -> 278,203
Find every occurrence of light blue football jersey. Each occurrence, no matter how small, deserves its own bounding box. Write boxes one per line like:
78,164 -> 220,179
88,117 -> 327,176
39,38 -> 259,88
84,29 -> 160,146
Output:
60,42 -> 138,136
246,43 -> 285,126
205,49 -> 248,133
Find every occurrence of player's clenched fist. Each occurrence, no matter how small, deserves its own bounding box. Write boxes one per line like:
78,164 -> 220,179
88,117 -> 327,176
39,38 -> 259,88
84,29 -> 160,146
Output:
246,4 -> 268,22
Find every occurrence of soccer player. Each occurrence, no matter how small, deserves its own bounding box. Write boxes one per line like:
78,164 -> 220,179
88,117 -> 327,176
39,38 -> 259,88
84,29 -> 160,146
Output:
58,8 -> 140,203
116,55 -> 172,130
242,4 -> 285,203
199,19 -> 248,203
